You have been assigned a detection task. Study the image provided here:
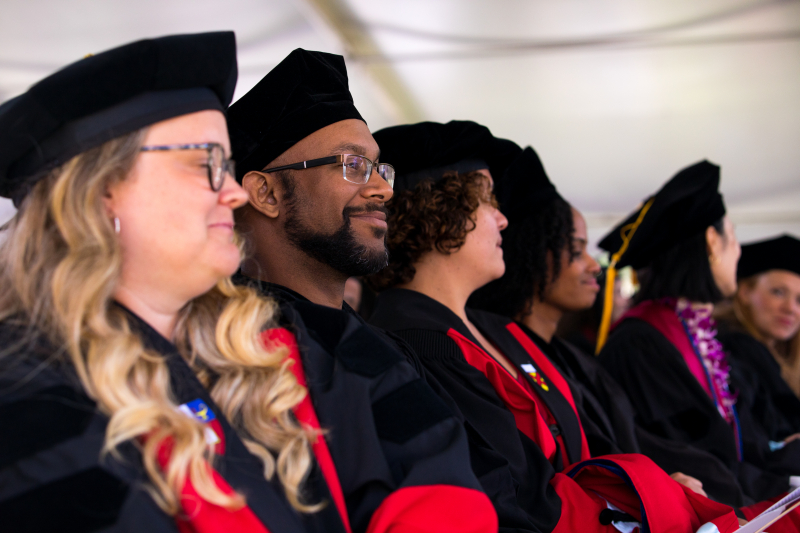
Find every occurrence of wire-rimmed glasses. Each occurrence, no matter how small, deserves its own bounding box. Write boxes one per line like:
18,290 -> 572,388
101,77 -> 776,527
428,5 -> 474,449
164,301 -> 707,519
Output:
139,143 -> 235,192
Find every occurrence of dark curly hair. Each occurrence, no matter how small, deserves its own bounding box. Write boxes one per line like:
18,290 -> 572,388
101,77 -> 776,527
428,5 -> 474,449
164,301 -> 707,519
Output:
367,171 -> 495,291
468,196 -> 574,319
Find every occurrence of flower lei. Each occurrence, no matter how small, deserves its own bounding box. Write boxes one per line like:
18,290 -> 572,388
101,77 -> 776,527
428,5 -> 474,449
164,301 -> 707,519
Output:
664,297 -> 737,423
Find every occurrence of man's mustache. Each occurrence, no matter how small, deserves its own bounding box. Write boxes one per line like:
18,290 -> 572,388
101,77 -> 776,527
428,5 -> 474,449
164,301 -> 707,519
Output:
343,203 -> 389,219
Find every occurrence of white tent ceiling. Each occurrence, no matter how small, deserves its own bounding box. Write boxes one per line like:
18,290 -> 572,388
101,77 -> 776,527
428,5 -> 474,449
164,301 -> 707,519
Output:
2,0 -> 799,251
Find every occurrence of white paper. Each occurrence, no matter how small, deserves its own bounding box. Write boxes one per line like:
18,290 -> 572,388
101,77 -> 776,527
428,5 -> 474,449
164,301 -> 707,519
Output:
733,486 -> 800,533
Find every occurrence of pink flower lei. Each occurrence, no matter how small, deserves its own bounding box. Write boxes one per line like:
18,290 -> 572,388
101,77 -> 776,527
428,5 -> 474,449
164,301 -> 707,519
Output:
663,297 -> 737,423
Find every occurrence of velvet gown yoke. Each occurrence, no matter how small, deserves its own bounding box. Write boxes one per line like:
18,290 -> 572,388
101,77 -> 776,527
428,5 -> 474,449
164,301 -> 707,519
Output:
0,310 -> 343,533
234,277 -> 496,533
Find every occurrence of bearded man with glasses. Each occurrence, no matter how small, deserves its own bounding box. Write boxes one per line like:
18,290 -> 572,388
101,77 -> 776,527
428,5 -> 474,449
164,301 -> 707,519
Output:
227,49 -> 496,533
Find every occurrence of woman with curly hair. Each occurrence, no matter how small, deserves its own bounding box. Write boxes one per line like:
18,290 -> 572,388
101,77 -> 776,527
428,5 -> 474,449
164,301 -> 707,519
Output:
0,33 -> 343,533
368,121 -> 740,533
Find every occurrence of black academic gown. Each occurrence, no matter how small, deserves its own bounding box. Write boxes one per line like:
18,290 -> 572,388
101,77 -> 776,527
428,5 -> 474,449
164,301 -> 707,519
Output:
370,288 -> 568,533
370,289 -> 744,533
234,277 -> 496,533
0,310 -> 344,533
720,328 -> 800,440
520,323 -> 750,507
515,324 -> 639,457
600,315 -> 794,504
718,329 -> 800,479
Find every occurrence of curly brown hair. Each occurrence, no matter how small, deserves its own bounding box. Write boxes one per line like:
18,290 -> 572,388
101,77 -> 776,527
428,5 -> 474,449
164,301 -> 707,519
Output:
367,171 -> 496,291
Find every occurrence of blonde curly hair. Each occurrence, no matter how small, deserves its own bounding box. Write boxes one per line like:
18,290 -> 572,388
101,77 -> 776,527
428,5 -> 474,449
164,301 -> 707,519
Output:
0,129 -> 318,515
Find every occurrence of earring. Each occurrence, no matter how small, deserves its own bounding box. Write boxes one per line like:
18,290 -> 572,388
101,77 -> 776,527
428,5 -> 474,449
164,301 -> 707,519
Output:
708,254 -> 717,265
114,217 -> 120,234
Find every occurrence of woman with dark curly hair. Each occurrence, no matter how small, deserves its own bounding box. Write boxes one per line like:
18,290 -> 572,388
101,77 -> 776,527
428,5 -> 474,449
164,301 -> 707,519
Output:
368,121 -> 741,533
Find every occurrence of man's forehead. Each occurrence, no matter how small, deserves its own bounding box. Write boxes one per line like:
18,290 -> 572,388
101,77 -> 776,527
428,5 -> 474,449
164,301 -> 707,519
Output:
297,119 -> 379,158
329,142 -> 374,156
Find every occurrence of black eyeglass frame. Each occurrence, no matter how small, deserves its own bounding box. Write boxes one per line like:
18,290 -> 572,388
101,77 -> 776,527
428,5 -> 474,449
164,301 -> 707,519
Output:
139,142 -> 235,192
262,154 -> 395,188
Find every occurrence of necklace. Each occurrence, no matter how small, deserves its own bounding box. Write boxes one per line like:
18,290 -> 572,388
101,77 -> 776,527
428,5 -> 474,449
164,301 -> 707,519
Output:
664,297 -> 737,422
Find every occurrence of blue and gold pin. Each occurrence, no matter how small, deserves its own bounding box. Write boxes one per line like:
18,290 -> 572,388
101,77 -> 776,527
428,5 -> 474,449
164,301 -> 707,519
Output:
178,399 -> 220,444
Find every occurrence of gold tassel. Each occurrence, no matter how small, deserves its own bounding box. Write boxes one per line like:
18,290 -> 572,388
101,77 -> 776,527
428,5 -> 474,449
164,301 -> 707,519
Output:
595,197 -> 655,354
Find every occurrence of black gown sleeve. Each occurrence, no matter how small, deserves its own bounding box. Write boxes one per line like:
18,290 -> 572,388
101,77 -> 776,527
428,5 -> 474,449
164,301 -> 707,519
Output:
0,360 -> 179,533
1,317 -> 339,533
552,339 -> 641,456
722,335 -> 800,480
285,303 -> 495,533
723,331 -> 800,438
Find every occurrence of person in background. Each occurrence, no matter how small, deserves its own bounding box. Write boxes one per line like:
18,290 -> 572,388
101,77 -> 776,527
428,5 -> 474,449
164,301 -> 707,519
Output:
343,277 -> 363,311
722,235 -> 800,396
716,235 -> 800,458
368,123 -> 740,533
227,49 -> 496,533
555,269 -> 635,355
597,161 -> 800,531
0,33 -> 339,533
469,146 -> 629,456
470,147 -> 765,508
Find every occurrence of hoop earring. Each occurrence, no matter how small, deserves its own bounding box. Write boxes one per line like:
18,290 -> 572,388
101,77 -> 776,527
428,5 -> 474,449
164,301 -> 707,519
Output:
114,217 -> 120,234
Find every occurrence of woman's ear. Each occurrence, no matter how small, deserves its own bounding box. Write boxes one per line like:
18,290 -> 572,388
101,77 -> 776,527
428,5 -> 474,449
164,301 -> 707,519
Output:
102,180 -> 120,218
706,225 -> 723,262
241,171 -> 280,219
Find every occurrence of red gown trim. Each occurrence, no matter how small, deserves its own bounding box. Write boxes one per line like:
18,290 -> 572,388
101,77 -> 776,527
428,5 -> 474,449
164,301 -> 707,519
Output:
446,324 -> 739,533
263,328 -> 353,533
506,322 -> 591,465
268,327 -> 499,533
153,417 -> 271,533
365,485 -> 498,533
563,455 -> 739,533
447,328 -> 558,462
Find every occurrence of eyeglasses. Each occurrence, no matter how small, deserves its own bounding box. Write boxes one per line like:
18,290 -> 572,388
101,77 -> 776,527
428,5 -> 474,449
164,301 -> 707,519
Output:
139,143 -> 235,192
262,154 -> 395,189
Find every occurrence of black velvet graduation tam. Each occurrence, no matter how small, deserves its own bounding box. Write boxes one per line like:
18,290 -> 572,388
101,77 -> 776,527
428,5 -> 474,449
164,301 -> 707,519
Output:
738,234 -> 800,279
0,32 -> 237,206
496,146 -> 562,224
598,160 -> 726,269
371,120 -> 521,192
227,49 -> 364,181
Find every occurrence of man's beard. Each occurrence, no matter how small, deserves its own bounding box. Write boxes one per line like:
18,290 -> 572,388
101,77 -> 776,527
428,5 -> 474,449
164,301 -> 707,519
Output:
283,200 -> 389,277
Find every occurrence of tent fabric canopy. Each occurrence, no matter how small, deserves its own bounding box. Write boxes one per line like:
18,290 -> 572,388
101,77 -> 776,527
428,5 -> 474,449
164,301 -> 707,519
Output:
1,0 -> 799,249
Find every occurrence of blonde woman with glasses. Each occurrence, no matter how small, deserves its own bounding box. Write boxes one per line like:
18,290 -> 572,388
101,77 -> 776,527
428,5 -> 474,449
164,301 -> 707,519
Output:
0,33 -> 346,533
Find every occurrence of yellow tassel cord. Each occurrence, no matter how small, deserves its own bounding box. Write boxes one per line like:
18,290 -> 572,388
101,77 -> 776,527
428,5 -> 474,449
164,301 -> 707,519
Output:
594,197 -> 655,354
